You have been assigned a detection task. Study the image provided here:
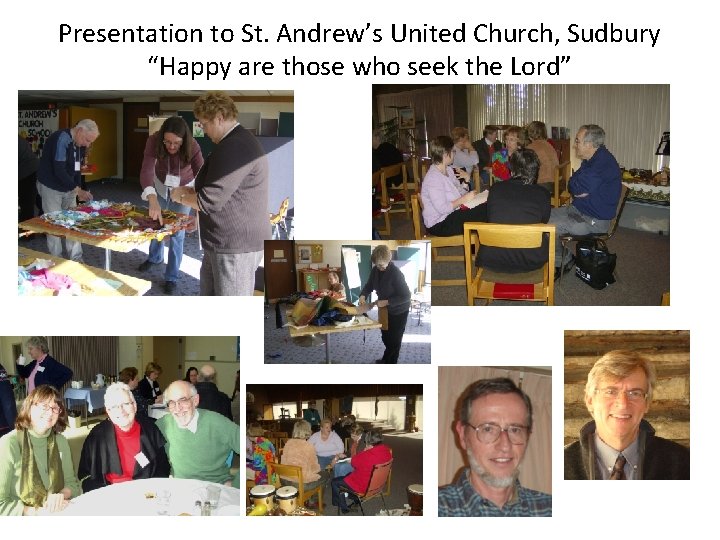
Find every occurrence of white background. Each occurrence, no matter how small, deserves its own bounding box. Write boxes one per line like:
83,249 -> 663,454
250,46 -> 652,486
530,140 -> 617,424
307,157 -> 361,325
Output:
3,0 -> 715,532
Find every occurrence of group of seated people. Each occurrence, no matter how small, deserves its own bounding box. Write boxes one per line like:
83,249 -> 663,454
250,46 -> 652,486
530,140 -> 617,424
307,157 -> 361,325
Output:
246,416 -> 391,514
419,122 -> 621,279
0,371 -> 240,515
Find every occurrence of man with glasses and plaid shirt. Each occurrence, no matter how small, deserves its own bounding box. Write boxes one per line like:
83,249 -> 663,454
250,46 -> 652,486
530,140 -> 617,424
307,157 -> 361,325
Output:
565,350 -> 689,480
439,378 -> 551,517
157,380 -> 241,487
78,383 -> 170,492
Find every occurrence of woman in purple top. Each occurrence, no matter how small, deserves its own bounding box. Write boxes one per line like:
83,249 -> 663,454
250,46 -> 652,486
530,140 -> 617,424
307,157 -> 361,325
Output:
137,116 -> 204,295
420,136 -> 487,237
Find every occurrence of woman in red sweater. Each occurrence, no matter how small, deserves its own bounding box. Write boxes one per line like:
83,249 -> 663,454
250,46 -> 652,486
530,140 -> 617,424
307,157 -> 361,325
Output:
330,430 -> 392,513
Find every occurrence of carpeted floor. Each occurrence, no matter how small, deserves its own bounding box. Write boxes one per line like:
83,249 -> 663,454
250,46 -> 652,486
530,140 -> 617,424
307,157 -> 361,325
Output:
264,303 -> 431,364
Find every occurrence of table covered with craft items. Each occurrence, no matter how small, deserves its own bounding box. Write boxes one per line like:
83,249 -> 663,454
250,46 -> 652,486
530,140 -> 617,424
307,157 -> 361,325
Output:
277,294 -> 383,363
18,200 -> 194,270
18,247 -> 151,296
59,478 -> 241,516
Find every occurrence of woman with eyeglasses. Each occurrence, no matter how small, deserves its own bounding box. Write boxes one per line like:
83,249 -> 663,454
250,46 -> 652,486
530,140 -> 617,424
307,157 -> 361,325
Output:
138,116 -> 204,295
0,385 -> 81,515
77,383 -> 169,493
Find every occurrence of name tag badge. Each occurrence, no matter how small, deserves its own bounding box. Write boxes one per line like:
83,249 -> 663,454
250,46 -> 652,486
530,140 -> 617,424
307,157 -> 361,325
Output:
75,160 -> 81,172
135,452 -> 150,468
37,366 -> 46,372
164,174 -> 181,187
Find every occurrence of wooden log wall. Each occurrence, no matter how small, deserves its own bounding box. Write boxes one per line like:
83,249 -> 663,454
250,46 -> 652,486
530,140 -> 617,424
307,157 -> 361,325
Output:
564,330 -> 690,448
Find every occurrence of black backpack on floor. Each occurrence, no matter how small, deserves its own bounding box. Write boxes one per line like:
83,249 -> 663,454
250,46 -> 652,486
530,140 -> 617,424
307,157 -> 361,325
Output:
575,239 -> 616,290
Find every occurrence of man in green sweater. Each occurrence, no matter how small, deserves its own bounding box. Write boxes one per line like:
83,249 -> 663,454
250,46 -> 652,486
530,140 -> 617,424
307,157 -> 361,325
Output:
156,381 -> 240,488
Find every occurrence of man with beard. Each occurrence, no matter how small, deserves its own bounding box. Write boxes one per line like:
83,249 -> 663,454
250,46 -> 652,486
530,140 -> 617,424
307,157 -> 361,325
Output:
157,380 -> 241,487
439,378 -> 551,516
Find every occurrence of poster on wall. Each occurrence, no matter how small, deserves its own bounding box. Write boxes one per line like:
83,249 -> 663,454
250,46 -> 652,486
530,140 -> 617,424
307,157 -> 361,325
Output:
18,109 -> 59,156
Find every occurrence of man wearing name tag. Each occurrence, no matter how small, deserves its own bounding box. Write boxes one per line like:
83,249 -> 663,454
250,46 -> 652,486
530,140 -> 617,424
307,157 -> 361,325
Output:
439,378 -> 551,517
564,350 -> 689,480
78,383 -> 170,492
157,381 -> 241,487
15,336 -> 73,393
36,119 -> 98,262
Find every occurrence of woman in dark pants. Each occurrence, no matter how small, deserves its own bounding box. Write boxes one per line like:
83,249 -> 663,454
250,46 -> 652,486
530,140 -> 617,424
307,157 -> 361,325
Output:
358,245 -> 411,364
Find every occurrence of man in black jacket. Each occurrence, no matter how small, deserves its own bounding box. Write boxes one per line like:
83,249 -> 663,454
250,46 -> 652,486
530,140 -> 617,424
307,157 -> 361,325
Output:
564,350 -> 689,480
78,383 -> 170,492
196,365 -> 233,421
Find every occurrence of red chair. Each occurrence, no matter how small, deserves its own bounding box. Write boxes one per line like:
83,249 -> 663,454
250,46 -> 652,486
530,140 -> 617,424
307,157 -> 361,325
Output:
338,458 -> 393,515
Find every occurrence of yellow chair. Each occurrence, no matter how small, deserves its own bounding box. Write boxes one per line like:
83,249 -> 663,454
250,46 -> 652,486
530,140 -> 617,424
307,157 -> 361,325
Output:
411,194 -> 465,287
269,197 -> 290,238
269,461 -> 324,515
464,222 -> 556,306
550,161 -> 571,208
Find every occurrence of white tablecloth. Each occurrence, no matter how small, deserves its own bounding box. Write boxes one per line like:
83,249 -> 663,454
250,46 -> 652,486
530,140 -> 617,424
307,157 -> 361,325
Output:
59,478 -> 241,516
148,404 -> 169,419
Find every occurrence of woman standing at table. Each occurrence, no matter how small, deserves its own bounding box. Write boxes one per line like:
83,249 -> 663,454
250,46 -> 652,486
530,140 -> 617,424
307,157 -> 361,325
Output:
358,245 -> 412,364
136,362 -> 163,404
15,336 -> 72,392
137,116 -> 204,295
0,385 -> 81,515
170,91 -> 270,296
308,417 -> 345,470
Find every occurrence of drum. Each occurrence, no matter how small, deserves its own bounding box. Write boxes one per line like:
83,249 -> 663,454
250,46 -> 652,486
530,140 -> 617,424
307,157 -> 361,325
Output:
249,484 -> 276,510
407,484 -> 423,516
276,485 -> 298,514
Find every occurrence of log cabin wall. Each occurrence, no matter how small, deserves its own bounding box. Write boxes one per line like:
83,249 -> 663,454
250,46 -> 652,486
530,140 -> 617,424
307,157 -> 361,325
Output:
564,330 -> 689,448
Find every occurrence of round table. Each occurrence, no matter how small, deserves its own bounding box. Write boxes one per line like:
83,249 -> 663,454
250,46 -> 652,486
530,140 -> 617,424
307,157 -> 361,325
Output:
59,478 -> 241,516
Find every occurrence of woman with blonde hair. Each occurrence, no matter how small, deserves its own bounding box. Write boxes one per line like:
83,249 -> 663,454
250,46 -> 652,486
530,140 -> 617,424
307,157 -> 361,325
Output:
308,417 -> 346,469
491,125 -> 523,181
136,362 -> 163,404
280,419 -> 330,492
171,90 -> 270,295
0,385 -> 81,515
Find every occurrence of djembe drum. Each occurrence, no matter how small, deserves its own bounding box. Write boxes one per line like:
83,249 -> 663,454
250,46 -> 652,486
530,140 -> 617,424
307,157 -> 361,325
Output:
276,485 -> 298,514
407,484 -> 423,515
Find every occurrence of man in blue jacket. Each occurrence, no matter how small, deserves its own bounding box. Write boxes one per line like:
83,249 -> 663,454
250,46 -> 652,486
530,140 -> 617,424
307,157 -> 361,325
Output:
37,119 -> 99,261
549,124 -> 621,279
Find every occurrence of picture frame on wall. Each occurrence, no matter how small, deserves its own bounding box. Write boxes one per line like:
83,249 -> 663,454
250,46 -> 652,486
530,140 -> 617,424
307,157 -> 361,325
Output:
296,244 -> 312,264
399,107 -> 415,129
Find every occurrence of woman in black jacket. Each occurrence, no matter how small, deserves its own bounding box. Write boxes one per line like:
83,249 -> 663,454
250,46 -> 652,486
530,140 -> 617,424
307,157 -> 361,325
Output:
359,245 -> 411,364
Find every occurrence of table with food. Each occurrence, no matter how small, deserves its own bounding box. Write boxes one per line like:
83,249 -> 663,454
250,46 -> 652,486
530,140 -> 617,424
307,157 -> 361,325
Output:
19,200 -> 194,270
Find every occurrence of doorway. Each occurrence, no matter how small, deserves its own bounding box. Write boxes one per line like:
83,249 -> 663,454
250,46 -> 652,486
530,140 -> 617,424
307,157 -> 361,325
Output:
123,103 -> 160,181
152,336 -> 184,391
264,240 -> 296,301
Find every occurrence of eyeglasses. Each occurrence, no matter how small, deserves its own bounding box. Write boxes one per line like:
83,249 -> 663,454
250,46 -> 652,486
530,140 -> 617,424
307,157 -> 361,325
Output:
107,402 -> 134,412
166,396 -> 194,410
163,139 -> 182,148
35,403 -> 61,414
595,388 -> 647,402
466,422 -> 529,445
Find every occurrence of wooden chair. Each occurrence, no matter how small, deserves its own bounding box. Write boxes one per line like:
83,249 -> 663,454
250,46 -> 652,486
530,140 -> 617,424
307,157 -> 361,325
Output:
558,184 -> 630,282
269,197 -> 290,238
661,292 -> 670,306
269,461 -> 324,515
411,194 -> 465,287
337,457 -> 393,515
412,156 -> 432,195
550,161 -> 571,208
464,222 -> 556,306
377,163 -> 410,236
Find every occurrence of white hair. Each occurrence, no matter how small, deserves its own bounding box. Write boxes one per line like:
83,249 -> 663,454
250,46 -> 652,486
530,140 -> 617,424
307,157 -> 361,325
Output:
104,382 -> 135,406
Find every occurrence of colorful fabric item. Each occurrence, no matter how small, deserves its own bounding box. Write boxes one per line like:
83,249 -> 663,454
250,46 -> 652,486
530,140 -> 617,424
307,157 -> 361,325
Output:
252,437 -> 278,485
491,148 -> 512,181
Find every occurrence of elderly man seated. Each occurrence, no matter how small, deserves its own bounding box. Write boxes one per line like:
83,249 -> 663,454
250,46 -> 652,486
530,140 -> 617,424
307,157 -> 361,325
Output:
77,383 -> 170,492
156,380 -> 241,487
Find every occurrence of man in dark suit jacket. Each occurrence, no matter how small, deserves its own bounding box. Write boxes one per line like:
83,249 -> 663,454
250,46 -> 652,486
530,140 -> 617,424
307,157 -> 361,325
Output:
195,365 -> 233,421
15,336 -> 73,392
